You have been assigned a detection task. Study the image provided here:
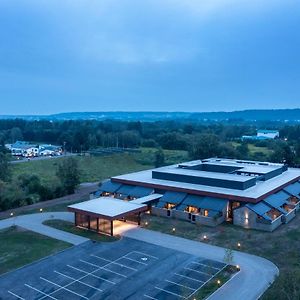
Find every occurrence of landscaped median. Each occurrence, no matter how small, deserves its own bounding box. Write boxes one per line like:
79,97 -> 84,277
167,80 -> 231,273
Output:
0,226 -> 71,275
43,219 -> 120,242
190,265 -> 239,300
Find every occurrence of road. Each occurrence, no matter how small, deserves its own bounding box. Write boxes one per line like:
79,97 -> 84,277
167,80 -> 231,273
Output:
10,153 -> 76,164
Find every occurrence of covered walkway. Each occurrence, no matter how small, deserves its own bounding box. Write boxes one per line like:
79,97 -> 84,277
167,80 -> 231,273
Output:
68,197 -> 148,236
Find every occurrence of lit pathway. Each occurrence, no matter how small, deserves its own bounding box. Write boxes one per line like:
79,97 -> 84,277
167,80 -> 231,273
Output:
0,212 -> 278,299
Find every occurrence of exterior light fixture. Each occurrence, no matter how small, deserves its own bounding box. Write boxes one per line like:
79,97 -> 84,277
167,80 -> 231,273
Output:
145,221 -> 148,226
236,265 -> 240,271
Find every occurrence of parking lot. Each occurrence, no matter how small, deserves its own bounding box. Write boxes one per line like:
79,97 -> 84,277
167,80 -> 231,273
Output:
0,238 -> 226,300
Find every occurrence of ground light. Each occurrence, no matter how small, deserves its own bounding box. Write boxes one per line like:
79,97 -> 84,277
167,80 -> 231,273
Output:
39,208 -> 43,213
172,227 -> 176,233
217,279 -> 221,286
236,265 -> 240,271
237,242 -> 241,249
203,235 -> 207,241
145,221 -> 148,226
10,212 -> 14,217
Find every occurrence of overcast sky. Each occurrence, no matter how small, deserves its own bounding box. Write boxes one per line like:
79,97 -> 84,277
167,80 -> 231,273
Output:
0,0 -> 299,114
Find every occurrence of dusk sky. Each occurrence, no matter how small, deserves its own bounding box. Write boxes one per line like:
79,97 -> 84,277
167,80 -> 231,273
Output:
0,0 -> 299,115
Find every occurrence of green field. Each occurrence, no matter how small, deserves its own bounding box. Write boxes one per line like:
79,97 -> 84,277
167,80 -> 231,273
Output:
0,226 -> 71,275
141,214 -> 300,299
11,153 -> 152,185
11,149 -> 189,186
231,142 -> 273,157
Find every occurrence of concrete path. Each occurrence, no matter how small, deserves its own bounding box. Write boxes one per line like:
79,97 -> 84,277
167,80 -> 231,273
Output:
123,227 -> 279,300
0,212 -> 88,245
0,212 -> 278,299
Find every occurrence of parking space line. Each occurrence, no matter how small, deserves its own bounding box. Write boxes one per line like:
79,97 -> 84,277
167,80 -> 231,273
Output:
7,291 -> 25,300
88,256 -> 137,271
90,254 -> 111,263
165,279 -> 195,291
102,266 -> 128,278
40,276 -> 89,300
67,265 -> 116,285
80,259 -> 127,278
185,266 -> 211,276
155,286 -> 186,299
187,264 -> 228,299
191,261 -> 220,271
123,256 -> 148,266
174,273 -> 204,283
38,253 -> 132,300
131,251 -> 159,260
54,271 -> 103,292
144,294 -> 158,299
24,284 -> 58,300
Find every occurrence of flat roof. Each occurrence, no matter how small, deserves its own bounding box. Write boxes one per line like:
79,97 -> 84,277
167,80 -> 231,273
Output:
68,197 -> 147,220
112,168 -> 300,202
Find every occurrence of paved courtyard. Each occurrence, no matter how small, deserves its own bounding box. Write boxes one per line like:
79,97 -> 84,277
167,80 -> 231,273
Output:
0,238 -> 226,300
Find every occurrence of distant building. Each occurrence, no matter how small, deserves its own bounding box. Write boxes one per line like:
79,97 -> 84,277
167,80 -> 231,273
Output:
257,130 -> 279,139
69,158 -> 300,235
242,129 -> 279,141
5,141 -> 62,157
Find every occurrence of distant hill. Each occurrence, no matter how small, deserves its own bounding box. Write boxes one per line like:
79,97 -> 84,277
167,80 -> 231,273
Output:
1,109 -> 300,122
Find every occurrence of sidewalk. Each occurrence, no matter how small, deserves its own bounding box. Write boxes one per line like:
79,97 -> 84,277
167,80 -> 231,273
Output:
0,212 -> 88,245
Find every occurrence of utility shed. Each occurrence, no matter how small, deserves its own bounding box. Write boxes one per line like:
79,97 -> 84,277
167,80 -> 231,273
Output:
68,197 -> 147,236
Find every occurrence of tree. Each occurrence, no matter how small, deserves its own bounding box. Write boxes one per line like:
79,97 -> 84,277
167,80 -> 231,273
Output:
190,134 -> 220,159
154,148 -> 165,168
56,157 -> 80,194
223,248 -> 234,266
0,153 -> 11,182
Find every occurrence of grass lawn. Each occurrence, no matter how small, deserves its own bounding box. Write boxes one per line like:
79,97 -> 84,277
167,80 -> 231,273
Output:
0,226 -> 71,275
141,214 -> 300,299
136,148 -> 189,166
11,153 -> 152,185
43,219 -> 120,242
11,148 -> 189,186
231,142 -> 273,157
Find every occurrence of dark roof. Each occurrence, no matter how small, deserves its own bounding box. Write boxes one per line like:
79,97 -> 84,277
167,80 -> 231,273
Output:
160,191 -> 187,205
156,201 -> 166,208
99,180 -> 122,193
199,197 -> 228,211
263,191 -> 290,209
181,195 -> 204,208
246,202 -> 273,221
116,184 -> 134,196
130,186 -> 154,198
283,182 -> 300,198
208,210 -> 221,218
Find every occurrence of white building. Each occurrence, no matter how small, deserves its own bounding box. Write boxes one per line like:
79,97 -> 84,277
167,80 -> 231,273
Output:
257,130 -> 279,139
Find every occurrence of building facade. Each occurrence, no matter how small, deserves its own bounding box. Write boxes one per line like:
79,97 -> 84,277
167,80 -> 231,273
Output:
92,158 -> 300,232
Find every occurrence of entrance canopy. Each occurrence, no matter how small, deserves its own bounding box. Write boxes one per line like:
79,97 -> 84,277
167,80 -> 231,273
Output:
68,197 -> 147,221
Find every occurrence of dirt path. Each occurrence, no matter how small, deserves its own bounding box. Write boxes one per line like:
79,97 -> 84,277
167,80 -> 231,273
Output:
0,182 -> 99,219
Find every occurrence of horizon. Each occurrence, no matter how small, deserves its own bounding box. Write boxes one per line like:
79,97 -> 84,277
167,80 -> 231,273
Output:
0,0 -> 300,114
